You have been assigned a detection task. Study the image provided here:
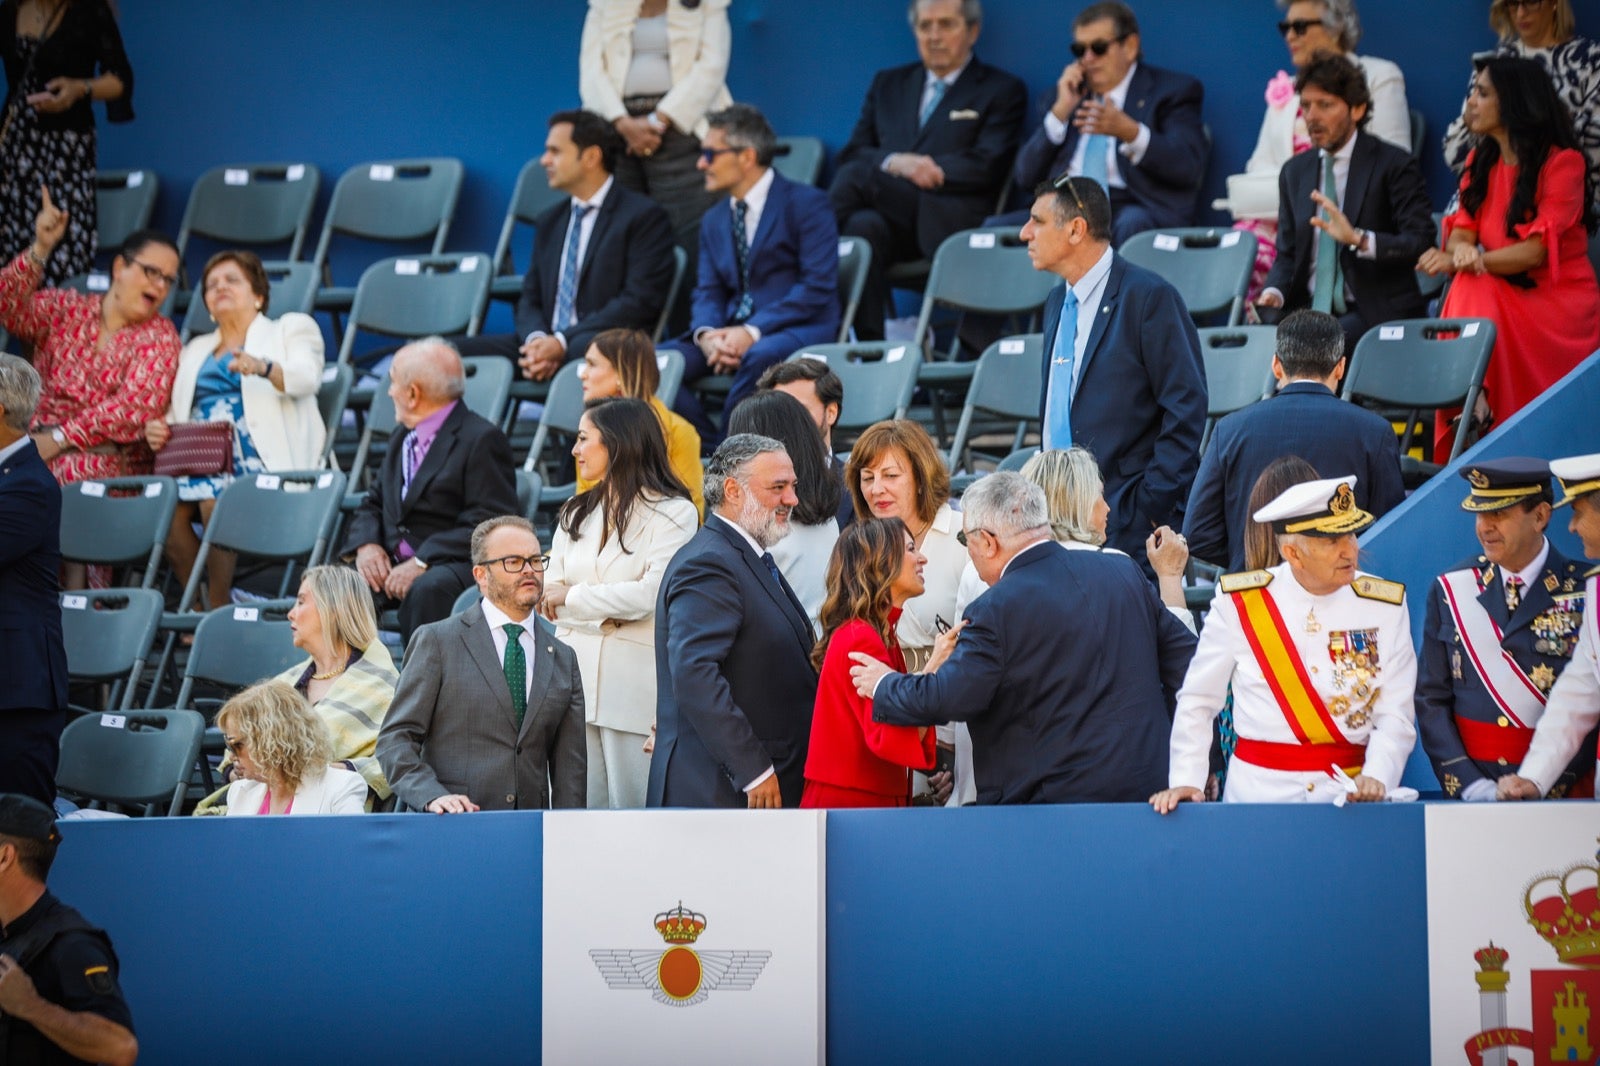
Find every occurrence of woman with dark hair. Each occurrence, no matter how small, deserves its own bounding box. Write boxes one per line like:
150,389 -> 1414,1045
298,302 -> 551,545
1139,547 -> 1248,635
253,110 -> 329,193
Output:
800,518 -> 958,809
0,192 -> 177,487
726,389 -> 841,630
578,326 -> 702,514
1420,56 -> 1600,455
542,396 -> 697,808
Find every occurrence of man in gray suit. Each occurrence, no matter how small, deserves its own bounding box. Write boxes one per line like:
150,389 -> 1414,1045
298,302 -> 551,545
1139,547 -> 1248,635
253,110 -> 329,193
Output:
377,516 -> 585,812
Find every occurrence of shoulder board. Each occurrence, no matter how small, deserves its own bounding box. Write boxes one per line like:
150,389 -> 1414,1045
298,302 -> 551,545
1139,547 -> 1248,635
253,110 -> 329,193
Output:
1352,576 -> 1406,605
1218,570 -> 1273,594
1587,564 -> 1600,579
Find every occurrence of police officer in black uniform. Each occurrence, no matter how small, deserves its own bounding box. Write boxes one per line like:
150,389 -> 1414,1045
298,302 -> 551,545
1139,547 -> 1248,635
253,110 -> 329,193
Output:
1416,459 -> 1596,800
0,795 -> 137,1066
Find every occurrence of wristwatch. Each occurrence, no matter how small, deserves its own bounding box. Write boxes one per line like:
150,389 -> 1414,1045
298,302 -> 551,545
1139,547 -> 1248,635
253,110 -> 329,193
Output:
50,427 -> 65,447
413,558 -> 429,571
1348,228 -> 1366,253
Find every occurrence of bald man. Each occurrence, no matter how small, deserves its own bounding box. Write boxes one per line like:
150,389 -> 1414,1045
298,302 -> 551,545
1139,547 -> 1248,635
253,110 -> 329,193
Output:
342,336 -> 518,642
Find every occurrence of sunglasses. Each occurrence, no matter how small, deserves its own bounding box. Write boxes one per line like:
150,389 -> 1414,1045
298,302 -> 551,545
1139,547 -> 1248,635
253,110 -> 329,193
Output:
126,258 -> 179,289
1052,173 -> 1090,216
1277,18 -> 1328,37
1070,35 -> 1128,59
955,527 -> 993,548
1502,0 -> 1550,8
699,146 -> 741,164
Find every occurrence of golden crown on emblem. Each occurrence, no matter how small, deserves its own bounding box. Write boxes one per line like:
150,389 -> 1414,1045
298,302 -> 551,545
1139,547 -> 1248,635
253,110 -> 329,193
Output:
1329,482 -> 1355,515
1524,855 -> 1600,968
1468,468 -> 1491,489
654,901 -> 708,944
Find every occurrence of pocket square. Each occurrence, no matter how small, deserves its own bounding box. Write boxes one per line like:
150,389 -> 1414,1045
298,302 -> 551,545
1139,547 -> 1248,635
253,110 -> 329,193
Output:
948,108 -> 980,120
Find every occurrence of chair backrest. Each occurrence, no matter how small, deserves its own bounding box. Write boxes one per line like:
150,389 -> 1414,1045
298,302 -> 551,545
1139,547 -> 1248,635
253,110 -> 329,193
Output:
492,157 -> 568,277
452,584 -> 484,616
182,260 -> 321,339
462,355 -> 514,425
348,380 -> 398,489
998,446 -> 1039,472
59,476 -> 178,587
312,158 -> 464,284
515,468 -> 543,523
335,253 -> 492,364
946,336 -> 1045,468
200,471 -> 347,565
655,347 -> 684,404
1409,108 -> 1426,161
315,363 -> 355,464
56,710 -> 205,816
94,169 -> 159,262
523,361 -> 586,473
837,236 -> 872,343
773,136 -> 826,185
1118,228 -> 1258,325
1197,325 -> 1277,419
652,245 -> 689,343
177,162 -> 322,264
59,589 -> 163,706
1342,317 -> 1496,462
788,342 -> 921,433
177,602 -> 300,700
913,229 -> 1059,357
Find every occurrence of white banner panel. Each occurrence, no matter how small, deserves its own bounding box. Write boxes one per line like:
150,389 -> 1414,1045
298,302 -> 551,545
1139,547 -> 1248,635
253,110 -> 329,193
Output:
543,811 -> 825,1065
1426,805 -> 1600,1066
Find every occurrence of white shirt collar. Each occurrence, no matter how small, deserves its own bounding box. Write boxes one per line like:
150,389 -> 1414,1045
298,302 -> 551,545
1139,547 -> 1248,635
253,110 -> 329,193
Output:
735,166 -> 775,214
925,58 -> 972,88
712,511 -> 769,558
572,175 -> 613,212
480,595 -> 536,635
1506,538 -> 1552,591
1104,61 -> 1138,108
1068,245 -> 1115,304
0,435 -> 31,467
1323,131 -> 1359,166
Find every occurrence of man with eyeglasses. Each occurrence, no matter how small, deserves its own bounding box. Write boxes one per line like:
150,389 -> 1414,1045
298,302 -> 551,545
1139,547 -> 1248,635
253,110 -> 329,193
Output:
342,336 -> 519,644
827,0 -> 1027,341
661,103 -> 838,436
849,472 -> 1196,804
378,515 -> 585,814
1003,2 -> 1206,247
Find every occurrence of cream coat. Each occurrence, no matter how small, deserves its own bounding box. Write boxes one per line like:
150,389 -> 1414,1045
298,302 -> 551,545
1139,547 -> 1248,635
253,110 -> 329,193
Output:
548,493 -> 699,735
579,0 -> 733,137
224,766 -> 368,815
167,312 -> 326,471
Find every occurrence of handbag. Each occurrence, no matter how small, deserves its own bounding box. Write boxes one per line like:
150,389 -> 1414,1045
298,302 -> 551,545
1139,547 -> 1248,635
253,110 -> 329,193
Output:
152,421 -> 234,478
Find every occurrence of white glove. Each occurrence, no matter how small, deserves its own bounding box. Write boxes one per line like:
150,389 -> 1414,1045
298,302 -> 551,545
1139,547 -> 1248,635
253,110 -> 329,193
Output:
1461,778 -> 1497,802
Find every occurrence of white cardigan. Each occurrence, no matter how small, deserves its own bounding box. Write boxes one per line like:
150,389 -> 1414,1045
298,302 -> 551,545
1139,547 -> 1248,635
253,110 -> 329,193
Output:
548,493 -> 699,736
225,767 -> 367,815
167,312 -> 326,472
579,0 -> 733,137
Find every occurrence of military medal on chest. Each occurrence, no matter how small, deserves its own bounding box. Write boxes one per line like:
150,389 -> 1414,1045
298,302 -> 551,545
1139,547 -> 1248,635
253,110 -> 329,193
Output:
1327,628 -> 1381,728
1532,594 -> 1583,657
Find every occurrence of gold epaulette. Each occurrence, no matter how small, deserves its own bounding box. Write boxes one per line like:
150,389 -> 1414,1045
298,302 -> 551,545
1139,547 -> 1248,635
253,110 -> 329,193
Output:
1218,569 -> 1273,594
1352,575 -> 1406,605
1586,564 -> 1600,579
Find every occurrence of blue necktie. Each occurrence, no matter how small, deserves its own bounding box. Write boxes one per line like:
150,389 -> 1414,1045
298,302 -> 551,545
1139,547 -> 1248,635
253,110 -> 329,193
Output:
1311,154 -> 1346,315
552,203 -> 593,334
731,200 -> 754,324
920,78 -> 948,128
1080,131 -> 1111,190
1045,288 -> 1080,450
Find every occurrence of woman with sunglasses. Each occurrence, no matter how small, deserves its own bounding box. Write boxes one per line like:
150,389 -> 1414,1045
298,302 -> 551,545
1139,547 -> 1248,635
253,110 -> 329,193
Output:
1441,0 -> 1598,215
215,681 -> 368,815
541,396 -> 697,808
1223,0 -> 1411,293
0,188 -> 178,487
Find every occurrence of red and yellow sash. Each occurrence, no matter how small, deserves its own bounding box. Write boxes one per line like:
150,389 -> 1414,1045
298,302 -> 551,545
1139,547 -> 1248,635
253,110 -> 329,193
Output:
1232,586 -> 1350,747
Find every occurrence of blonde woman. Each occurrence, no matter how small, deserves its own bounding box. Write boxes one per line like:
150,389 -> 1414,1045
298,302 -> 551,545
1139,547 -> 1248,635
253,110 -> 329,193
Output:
216,681 -> 367,815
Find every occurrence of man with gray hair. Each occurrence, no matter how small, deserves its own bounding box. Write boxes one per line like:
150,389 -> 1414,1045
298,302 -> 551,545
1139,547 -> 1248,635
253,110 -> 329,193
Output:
342,337 -> 518,643
647,434 -> 819,808
851,472 -> 1197,803
0,355 -> 68,805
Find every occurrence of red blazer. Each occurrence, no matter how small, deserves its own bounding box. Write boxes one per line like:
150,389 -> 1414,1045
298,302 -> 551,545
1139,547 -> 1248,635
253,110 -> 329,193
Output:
802,612 -> 936,805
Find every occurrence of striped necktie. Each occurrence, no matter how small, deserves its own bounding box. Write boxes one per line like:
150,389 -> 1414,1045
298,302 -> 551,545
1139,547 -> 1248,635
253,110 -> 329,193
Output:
552,203 -> 593,334
731,199 -> 754,323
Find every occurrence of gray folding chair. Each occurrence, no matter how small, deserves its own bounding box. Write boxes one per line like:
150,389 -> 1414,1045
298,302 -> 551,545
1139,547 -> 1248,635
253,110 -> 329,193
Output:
1341,317 -> 1496,479
1118,228 -> 1258,326
60,589 -> 164,712
998,446 -> 1039,472
94,169 -> 159,265
59,476 -> 178,589
490,157 -> 569,305
515,469 -> 544,525
656,348 -> 685,405
652,245 -> 689,343
177,162 -> 321,263
946,336 -> 1044,476
522,361 -> 586,509
787,342 -> 921,439
1409,108 -> 1427,162
1196,326 -> 1278,452
837,236 -> 872,342
56,710 -> 205,816
347,356 -> 510,489
181,260 -> 320,340
315,363 -> 355,465
773,136 -> 826,185
452,584 -> 484,616
335,253 -> 493,366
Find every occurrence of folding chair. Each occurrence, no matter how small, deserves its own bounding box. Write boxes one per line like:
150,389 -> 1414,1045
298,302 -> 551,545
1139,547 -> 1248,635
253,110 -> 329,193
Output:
836,236 -> 872,343
515,469 -> 544,525
315,363 -> 355,466
787,341 -> 920,440
656,348 -> 685,406
94,169 -> 158,265
346,356 -> 511,489
490,158 -> 569,306
310,158 -> 465,331
521,361 -> 586,509
1409,108 -> 1427,162
181,260 -> 319,340
59,476 -> 177,589
1196,326 -> 1277,452
177,162 -> 321,263
998,446 -> 1038,472
57,710 -> 205,816
59,589 -> 164,713
1118,228 -> 1258,326
1341,317 -> 1496,483
452,584 -> 484,616
773,136 -> 825,186
946,336 -> 1043,479
335,253 -> 493,366
652,245 -> 689,343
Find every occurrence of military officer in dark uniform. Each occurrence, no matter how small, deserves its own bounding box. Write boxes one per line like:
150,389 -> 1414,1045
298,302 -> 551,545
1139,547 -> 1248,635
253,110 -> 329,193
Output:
0,795 -> 137,1066
1416,459 -> 1594,800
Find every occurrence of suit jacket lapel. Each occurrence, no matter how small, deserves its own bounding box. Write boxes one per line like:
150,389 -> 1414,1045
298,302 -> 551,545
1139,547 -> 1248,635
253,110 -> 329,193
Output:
400,407 -> 461,514
459,609 -> 515,722
536,202 -> 572,313
518,618 -> 558,739
749,173 -> 785,254
1341,134 -> 1375,231
709,515 -> 814,658
1125,65 -> 1155,122
576,193 -> 617,288
1477,569 -> 1513,633
1073,257 -> 1122,409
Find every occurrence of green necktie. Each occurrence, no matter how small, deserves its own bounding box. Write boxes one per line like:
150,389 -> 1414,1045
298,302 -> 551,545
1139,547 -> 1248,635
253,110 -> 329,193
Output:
1312,153 -> 1347,315
502,623 -> 527,728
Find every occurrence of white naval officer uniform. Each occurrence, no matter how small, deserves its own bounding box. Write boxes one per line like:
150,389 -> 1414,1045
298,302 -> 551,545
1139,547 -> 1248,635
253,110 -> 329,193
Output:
1517,572 -> 1600,795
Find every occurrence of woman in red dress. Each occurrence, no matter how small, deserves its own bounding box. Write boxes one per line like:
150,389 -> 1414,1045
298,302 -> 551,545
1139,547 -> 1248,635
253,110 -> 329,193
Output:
1420,56 -> 1600,459
800,518 -> 959,809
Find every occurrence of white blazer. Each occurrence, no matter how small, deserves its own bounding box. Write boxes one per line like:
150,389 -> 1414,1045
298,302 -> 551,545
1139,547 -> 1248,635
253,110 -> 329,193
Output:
768,517 -> 839,636
579,0 -> 733,138
225,767 -> 367,815
167,312 -> 326,472
548,493 -> 699,736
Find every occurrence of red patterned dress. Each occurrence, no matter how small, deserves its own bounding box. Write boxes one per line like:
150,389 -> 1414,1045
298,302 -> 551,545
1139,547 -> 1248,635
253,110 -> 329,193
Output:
0,252 -> 180,483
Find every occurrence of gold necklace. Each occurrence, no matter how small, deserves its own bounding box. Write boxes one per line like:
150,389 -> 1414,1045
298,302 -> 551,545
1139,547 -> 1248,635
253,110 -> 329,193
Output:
310,665 -> 346,681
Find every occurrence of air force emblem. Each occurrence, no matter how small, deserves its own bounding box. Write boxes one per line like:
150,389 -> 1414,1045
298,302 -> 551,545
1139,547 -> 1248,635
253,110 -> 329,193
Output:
590,902 -> 771,1008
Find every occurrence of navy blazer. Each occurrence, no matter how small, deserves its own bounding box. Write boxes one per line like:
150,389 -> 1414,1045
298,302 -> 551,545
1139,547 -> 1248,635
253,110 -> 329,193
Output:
514,182 -> 676,359
692,171 -> 840,345
1038,254 -> 1207,557
1182,380 -> 1405,571
872,541 -> 1197,803
837,55 -> 1028,255
1012,62 -> 1207,229
647,514 -> 819,808
0,441 -> 67,712
1261,131 -> 1435,330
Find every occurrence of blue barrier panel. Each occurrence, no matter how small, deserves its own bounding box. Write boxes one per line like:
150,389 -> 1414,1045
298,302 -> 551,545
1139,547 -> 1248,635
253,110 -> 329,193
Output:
824,804 -> 1429,1065
1360,348 -> 1600,790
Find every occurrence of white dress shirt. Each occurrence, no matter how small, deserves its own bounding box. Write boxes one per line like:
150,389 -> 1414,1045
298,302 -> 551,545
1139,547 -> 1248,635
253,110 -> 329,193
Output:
917,60 -> 971,127
481,596 -> 538,703
530,176 -> 615,350
1042,246 -> 1115,436
1045,62 -> 1152,187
